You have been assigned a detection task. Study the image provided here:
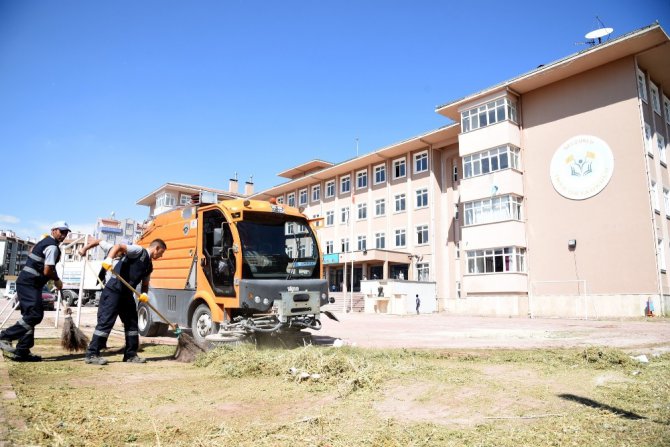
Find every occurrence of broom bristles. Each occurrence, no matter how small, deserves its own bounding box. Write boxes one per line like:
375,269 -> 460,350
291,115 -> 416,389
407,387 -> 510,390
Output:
61,315 -> 90,352
173,332 -> 206,363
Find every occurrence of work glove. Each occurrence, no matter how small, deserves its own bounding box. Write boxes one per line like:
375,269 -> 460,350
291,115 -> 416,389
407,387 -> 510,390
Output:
138,293 -> 149,303
101,257 -> 113,271
54,279 -> 63,290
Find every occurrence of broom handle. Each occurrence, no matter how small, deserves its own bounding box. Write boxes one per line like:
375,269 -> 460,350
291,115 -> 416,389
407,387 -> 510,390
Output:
105,267 -> 178,331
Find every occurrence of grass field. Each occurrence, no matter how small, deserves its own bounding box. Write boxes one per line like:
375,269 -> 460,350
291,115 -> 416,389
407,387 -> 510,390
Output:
1,340 -> 668,446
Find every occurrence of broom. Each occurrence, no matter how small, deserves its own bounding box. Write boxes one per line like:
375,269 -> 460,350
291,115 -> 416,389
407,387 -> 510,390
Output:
103,266 -> 206,362
60,292 -> 90,352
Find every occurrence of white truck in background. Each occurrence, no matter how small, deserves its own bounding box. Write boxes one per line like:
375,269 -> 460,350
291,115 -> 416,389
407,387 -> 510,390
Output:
56,260 -> 104,306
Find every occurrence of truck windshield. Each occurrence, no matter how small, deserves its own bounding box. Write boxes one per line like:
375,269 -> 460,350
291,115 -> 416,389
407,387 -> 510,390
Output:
237,211 -> 320,279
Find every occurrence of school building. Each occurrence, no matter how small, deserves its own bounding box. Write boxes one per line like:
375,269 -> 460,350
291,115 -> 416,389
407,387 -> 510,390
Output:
252,23 -> 670,318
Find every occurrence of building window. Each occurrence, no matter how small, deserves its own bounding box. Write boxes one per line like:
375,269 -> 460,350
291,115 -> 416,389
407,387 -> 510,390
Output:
341,207 -> 350,224
651,180 -> 659,211
341,238 -> 349,253
286,246 -> 294,258
658,239 -> 666,271
312,185 -> 321,202
276,196 -> 284,204
659,134 -> 667,164
375,198 -> 386,216
395,229 -> 406,248
156,192 -> 176,208
179,194 -> 191,206
664,96 -> 670,124
417,262 -> 429,281
326,210 -> 334,226
287,193 -> 295,207
395,193 -> 406,212
415,188 -> 428,208
357,235 -> 367,251
650,82 -> 661,114
340,175 -> 351,194
467,247 -> 526,274
414,151 -> 428,174
375,232 -> 385,249
325,240 -> 333,254
461,97 -> 518,133
664,188 -> 670,217
453,165 -> 458,182
463,145 -> 520,178
637,69 -> 648,103
326,180 -> 335,198
286,222 -> 294,235
356,170 -> 368,189
299,189 -> 307,206
374,164 -> 386,184
357,202 -> 367,220
645,124 -> 653,155
393,157 -> 406,179
416,224 -> 429,245
464,195 -> 522,226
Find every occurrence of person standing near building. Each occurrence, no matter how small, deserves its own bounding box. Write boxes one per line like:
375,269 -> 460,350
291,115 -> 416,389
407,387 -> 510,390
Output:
84,239 -> 167,365
415,294 -> 421,315
0,221 -> 70,362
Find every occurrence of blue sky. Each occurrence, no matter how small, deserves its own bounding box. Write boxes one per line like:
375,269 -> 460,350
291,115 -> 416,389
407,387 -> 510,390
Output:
1,0 -> 669,239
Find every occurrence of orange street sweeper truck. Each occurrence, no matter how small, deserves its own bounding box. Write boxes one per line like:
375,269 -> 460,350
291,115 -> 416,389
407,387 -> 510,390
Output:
135,197 -> 332,346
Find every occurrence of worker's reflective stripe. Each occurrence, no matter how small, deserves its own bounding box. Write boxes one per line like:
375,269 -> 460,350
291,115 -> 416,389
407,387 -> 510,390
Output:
126,330 -> 139,336
28,253 -> 44,262
17,318 -> 32,330
22,266 -> 40,277
25,329 -> 33,335
93,329 -> 110,338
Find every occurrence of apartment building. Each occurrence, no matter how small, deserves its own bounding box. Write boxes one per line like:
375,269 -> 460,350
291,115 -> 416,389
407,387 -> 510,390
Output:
0,230 -> 35,283
253,23 -> 670,318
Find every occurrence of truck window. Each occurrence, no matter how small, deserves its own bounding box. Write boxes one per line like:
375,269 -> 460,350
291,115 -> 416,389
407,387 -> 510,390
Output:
203,210 -> 235,296
237,211 -> 320,280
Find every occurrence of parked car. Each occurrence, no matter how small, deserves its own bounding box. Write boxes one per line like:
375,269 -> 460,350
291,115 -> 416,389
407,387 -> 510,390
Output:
41,286 -> 57,311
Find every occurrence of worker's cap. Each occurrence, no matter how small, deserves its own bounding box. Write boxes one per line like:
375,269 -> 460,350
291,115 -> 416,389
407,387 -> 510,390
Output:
50,221 -> 70,232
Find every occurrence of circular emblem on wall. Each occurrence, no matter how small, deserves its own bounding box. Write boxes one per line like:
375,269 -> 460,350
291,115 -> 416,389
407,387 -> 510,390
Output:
550,135 -> 614,200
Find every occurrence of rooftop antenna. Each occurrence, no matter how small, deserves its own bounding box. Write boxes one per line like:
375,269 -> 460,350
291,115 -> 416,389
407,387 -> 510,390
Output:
584,16 -> 613,46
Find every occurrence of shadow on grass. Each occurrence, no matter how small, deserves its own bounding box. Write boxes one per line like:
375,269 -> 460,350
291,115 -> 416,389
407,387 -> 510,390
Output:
558,393 -> 646,420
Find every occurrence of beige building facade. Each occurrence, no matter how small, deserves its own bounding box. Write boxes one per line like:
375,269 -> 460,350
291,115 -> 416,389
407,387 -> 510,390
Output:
257,23 -> 670,318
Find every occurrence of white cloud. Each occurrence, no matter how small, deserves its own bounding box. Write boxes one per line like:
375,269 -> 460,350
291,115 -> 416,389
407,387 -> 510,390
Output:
0,215 -> 20,224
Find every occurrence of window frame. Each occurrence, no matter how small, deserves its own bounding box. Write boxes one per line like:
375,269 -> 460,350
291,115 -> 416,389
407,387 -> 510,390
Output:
373,163 -> 386,184
392,157 -> 406,179
374,198 -> 386,217
287,192 -> 296,207
340,175 -> 351,194
311,184 -> 321,202
466,247 -> 526,274
460,97 -> 518,133
658,133 -> 667,165
394,228 -> 406,248
325,210 -> 334,227
645,123 -> 653,156
356,169 -> 368,190
416,224 -> 429,246
415,188 -> 428,209
394,193 -> 406,213
664,95 -> 670,125
341,207 -> 349,224
298,188 -> 308,206
325,240 -> 333,254
637,68 -> 648,103
357,202 -> 367,220
413,150 -> 428,174
375,232 -> 385,249
650,82 -> 661,114
357,235 -> 367,251
463,144 -> 520,179
463,195 -> 523,227
416,262 -> 429,282
325,180 -> 335,198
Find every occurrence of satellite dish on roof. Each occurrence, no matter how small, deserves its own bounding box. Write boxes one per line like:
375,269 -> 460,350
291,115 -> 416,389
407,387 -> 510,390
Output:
585,27 -> 613,41
583,16 -> 613,45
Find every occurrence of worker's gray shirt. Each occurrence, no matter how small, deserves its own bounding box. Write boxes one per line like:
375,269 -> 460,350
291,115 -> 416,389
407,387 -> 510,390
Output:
43,245 -> 59,267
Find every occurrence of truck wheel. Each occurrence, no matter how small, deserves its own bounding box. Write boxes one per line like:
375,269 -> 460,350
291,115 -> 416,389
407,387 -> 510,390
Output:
191,303 -> 218,347
62,290 -> 78,307
138,303 -> 159,337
